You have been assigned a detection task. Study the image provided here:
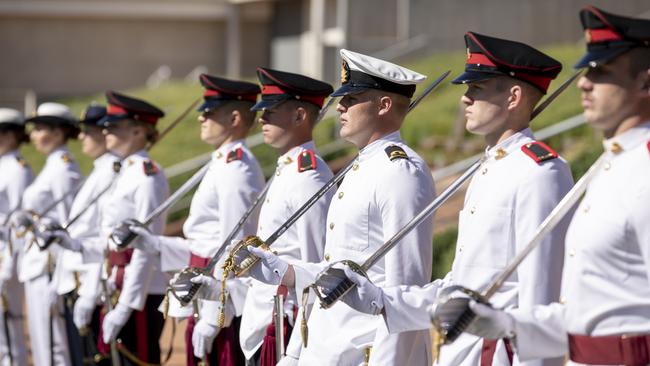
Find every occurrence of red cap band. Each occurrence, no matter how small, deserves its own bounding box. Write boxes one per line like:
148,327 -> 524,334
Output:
512,72 -> 553,93
262,85 -> 326,108
587,28 -> 623,43
203,89 -> 257,102
467,53 -> 497,67
107,103 -> 159,124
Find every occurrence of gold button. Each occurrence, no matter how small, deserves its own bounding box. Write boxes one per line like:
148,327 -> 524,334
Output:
284,157 -> 293,165
276,170 -> 281,176
495,148 -> 507,160
470,206 -> 476,214
559,296 -> 567,304
569,249 -> 575,257
604,162 -> 611,171
352,163 -> 359,171
329,222 -> 335,230
338,192 -> 344,199
583,205 -> 590,213
481,167 -> 488,175
127,159 -> 134,166
215,151 -> 223,159
266,198 -> 270,203
324,253 -> 331,261
610,142 -> 622,154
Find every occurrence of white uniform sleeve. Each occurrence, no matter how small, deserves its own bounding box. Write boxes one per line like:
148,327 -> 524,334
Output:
509,303 -> 568,360
119,175 -> 167,311
6,164 -> 32,213
370,161 -> 435,363
158,236 -> 191,272
51,165 -> 82,223
515,162 -> 573,310
382,281 -> 442,334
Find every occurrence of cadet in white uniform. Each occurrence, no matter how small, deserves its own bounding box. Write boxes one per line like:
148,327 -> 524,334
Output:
130,74 -> 265,365
97,92 -> 170,365
41,104 -> 119,365
232,67 -> 334,366
15,103 -> 82,366
456,7 -> 650,366
0,108 -> 32,366
318,36 -> 574,366
242,50 -> 437,366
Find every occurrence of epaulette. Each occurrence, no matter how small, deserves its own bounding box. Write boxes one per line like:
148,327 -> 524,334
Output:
15,156 -> 28,167
113,161 -> 122,173
521,141 -> 558,164
61,153 -> 73,164
226,147 -> 243,163
143,160 -> 158,176
384,145 -> 408,161
298,150 -> 317,172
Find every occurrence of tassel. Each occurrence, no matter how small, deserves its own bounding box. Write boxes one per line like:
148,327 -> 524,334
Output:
300,287 -> 311,348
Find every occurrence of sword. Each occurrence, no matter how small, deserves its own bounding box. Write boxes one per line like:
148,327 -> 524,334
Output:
433,152 -> 607,345
274,294 -> 285,363
100,253 -> 122,366
311,69 -> 581,309
226,70 -> 451,278
1,292 -> 13,366
109,161 -> 212,249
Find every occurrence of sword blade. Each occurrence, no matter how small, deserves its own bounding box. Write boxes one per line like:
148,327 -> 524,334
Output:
143,162 -> 211,226
530,70 -> 582,120
409,70 -> 451,112
481,153 -> 606,299
361,157 -> 484,271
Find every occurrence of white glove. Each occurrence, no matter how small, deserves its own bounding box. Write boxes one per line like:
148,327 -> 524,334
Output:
74,295 -> 97,330
102,303 -> 133,343
277,355 -> 300,366
245,245 -> 288,285
466,301 -> 515,340
315,263 -> 383,315
190,274 -> 221,301
128,225 -> 161,254
192,318 -> 220,358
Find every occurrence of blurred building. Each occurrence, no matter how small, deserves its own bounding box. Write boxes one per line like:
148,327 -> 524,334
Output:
0,0 -> 648,109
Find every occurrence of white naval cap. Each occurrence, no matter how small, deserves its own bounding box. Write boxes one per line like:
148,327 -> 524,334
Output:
0,108 -> 25,126
332,49 -> 427,98
26,102 -> 77,127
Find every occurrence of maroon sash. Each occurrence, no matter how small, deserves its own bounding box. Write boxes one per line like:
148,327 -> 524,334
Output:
481,338 -> 514,366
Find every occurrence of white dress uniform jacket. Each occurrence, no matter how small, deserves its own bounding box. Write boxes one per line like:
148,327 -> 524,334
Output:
507,123 -> 650,364
19,146 -> 81,366
376,129 -> 573,366
158,139 -> 265,318
101,150 -> 169,311
239,141 -> 333,359
0,149 -> 32,366
293,131 -> 436,366
51,153 -> 120,298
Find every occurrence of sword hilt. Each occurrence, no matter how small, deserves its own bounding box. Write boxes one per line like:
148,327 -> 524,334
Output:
34,221 -> 65,251
228,235 -> 267,277
167,267 -> 207,306
313,260 -> 366,309
109,219 -> 144,249
431,285 -> 487,345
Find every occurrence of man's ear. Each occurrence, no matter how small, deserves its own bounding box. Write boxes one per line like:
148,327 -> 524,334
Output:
378,96 -> 393,117
507,85 -> 523,110
230,110 -> 242,128
294,106 -> 308,126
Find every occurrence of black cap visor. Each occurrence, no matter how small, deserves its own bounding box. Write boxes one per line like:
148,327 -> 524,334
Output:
451,70 -> 501,85
99,114 -> 132,128
574,46 -> 631,68
251,95 -> 292,111
330,83 -> 374,97
197,98 -> 229,113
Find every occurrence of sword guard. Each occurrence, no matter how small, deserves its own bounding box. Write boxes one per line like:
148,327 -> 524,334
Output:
34,220 -> 66,251
313,260 -> 366,309
227,235 -> 268,277
168,266 -> 207,306
109,218 -> 144,249
431,285 -> 487,345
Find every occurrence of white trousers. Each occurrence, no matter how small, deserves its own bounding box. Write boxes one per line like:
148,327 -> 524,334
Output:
0,275 -> 27,366
24,274 -> 70,366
